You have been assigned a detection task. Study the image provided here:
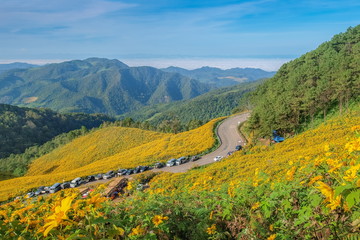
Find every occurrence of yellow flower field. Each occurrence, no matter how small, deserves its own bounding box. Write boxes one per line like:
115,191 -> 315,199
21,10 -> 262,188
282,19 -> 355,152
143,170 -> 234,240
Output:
0,118 -> 221,201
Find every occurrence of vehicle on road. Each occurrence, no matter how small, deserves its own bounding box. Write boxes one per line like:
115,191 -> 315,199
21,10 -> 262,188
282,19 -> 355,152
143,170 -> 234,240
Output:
140,166 -> 149,172
125,169 -> 134,175
235,145 -> 242,151
49,183 -> 62,193
61,182 -> 70,189
70,177 -> 82,188
35,186 -> 45,196
214,156 -> 223,161
176,156 -> 189,165
26,192 -> 35,198
190,155 -> 201,161
117,169 -> 127,176
154,162 -> 165,168
86,175 -> 95,183
95,173 -> 103,180
103,171 -> 115,179
166,158 -> 177,167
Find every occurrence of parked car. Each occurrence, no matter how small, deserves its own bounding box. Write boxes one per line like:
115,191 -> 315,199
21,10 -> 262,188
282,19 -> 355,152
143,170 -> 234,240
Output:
190,155 -> 201,161
214,156 -> 223,161
235,145 -> 242,151
103,170 -> 115,179
154,162 -> 165,168
49,183 -> 62,193
95,173 -> 103,180
133,167 -> 142,174
140,166 -> 149,172
61,182 -> 70,189
43,186 -> 51,194
86,175 -> 95,183
176,156 -> 189,165
117,169 -> 127,176
35,186 -> 45,196
125,169 -> 134,175
166,158 -> 177,167
26,192 -> 35,198
70,177 -> 82,188
227,151 -> 234,156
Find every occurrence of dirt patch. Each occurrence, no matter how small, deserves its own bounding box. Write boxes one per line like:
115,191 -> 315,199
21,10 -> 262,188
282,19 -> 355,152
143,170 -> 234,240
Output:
23,97 -> 38,103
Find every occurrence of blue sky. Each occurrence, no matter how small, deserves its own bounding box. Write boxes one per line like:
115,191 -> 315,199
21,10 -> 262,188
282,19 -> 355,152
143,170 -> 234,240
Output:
0,0 -> 359,70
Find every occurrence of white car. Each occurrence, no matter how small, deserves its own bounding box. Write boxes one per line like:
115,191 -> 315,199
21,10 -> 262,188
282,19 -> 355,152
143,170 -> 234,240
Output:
214,156 -> 223,161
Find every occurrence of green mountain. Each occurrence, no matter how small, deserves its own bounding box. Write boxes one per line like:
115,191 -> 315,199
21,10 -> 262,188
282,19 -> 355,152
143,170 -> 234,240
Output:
123,80 -> 262,126
0,62 -> 37,74
162,66 -> 275,87
247,25 -> 360,136
0,104 -> 114,159
0,58 -> 212,115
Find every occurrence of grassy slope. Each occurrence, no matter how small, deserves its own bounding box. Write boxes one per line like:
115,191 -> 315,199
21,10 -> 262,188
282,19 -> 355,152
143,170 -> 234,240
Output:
0,118 -> 220,201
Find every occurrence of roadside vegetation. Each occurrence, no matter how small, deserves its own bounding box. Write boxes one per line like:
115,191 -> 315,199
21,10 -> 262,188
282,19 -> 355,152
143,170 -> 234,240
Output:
0,111 -> 358,239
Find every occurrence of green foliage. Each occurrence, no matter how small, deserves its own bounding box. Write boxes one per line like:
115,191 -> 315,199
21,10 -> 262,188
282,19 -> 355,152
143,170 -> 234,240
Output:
123,81 -> 261,126
0,104 -> 114,176
247,25 -> 360,137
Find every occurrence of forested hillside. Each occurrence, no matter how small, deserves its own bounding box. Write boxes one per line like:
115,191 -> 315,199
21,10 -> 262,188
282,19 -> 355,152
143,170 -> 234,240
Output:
0,104 -> 113,159
123,80 -> 262,126
247,25 -> 360,136
0,58 -> 212,115
162,66 -> 275,87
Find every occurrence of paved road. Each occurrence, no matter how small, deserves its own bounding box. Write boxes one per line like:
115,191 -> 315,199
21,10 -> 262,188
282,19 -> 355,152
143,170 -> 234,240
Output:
80,112 -> 250,189
153,112 -> 250,173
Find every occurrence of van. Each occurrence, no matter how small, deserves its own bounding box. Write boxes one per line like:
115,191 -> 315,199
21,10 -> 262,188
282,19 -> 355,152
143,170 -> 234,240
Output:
49,183 -> 62,193
176,156 -> 188,165
70,177 -> 82,188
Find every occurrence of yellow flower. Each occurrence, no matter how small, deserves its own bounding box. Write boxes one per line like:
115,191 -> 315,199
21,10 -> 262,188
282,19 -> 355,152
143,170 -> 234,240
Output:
113,225 -> 125,236
206,224 -> 216,235
269,224 -> 274,231
343,165 -> 360,182
42,195 -> 75,236
86,193 -> 107,208
286,166 -> 297,181
326,195 -> 342,210
251,202 -> 260,210
288,160 -> 293,166
324,144 -> 330,152
315,181 -> 334,202
152,215 -> 169,227
209,211 -> 214,220
267,234 -> 276,240
129,225 -> 146,236
308,176 -> 323,186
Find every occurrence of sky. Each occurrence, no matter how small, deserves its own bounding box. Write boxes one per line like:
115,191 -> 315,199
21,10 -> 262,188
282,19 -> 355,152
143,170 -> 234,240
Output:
0,0 -> 359,71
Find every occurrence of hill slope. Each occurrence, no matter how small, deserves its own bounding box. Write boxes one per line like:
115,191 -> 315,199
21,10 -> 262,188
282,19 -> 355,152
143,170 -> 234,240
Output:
0,104 -> 113,159
123,80 -> 262,125
0,62 -> 37,74
0,118 -> 220,201
162,66 -> 275,87
247,25 -> 360,136
0,58 -> 212,115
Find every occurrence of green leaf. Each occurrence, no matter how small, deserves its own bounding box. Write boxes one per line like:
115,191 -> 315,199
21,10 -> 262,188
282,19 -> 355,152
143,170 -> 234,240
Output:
345,189 -> 360,209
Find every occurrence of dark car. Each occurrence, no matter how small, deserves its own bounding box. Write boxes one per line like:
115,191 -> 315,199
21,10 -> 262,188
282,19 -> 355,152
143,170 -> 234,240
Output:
35,186 -> 45,196
61,182 -> 70,189
133,167 -> 142,174
154,162 -> 165,168
95,173 -> 104,180
235,145 -> 242,151
103,171 -> 115,179
86,175 -> 95,183
125,169 -> 134,175
140,166 -> 149,173
176,156 -> 189,165
190,155 -> 201,161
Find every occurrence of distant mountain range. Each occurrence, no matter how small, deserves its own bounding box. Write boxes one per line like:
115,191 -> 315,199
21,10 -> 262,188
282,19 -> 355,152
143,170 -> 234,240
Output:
0,58 -> 212,115
0,62 -> 37,74
162,66 -> 275,87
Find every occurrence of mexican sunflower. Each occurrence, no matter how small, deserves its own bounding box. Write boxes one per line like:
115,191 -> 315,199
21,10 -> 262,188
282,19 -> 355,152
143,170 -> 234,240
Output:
42,195 -> 75,236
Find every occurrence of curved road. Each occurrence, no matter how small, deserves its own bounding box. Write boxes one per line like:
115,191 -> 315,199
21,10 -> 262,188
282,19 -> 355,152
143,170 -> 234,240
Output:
153,112 -> 250,173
